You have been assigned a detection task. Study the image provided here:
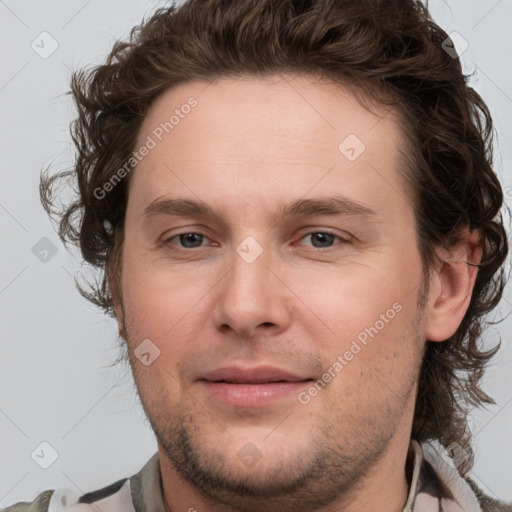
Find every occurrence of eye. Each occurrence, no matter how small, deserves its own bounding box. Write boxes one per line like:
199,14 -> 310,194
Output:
164,232 -> 210,249
161,230 -> 350,251
296,231 -> 350,249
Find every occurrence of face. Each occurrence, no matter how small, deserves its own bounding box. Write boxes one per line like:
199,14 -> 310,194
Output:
117,74 -> 429,510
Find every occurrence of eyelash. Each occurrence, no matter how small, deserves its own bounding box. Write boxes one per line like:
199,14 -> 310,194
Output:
161,230 -> 351,250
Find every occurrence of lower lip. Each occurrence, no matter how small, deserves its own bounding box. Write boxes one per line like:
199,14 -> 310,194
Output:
199,381 -> 311,407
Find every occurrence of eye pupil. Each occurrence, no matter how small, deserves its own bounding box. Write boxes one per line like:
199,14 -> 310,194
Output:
173,232 -> 340,250
180,233 -> 203,248
311,233 -> 335,247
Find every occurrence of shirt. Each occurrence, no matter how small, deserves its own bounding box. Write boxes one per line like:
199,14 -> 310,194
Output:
2,440 -> 510,512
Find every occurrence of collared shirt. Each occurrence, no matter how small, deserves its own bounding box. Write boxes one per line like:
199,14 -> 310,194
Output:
2,440 -> 509,512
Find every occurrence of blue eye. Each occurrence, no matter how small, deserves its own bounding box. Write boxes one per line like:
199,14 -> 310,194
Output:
179,233 -> 205,248
164,233 -> 206,248
162,231 -> 349,251
297,232 -> 347,248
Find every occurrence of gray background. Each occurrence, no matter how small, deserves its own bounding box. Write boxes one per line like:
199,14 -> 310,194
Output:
1,0 -> 511,507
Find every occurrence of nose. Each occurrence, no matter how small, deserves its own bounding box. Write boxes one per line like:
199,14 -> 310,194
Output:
213,243 -> 292,338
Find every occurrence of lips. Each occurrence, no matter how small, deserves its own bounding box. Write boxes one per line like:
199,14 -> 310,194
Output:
197,366 -> 313,407
199,365 -> 310,384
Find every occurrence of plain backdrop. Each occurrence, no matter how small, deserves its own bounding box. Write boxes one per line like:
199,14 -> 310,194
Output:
1,0 -> 511,507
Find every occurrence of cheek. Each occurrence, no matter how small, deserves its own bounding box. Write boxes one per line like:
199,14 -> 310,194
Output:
317,312 -> 421,422
121,254 -> 216,344
294,259 -> 418,339
306,265 -> 423,399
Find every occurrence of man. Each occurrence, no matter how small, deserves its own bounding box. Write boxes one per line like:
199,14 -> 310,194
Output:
3,0 -> 510,511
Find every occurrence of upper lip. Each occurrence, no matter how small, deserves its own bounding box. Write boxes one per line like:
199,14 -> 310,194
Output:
199,366 -> 311,384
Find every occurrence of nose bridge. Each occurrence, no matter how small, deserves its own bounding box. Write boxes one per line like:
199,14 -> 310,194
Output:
227,237 -> 272,312
214,236 -> 290,336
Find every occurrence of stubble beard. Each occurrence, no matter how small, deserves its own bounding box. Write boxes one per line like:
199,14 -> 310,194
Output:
120,281 -> 428,512
130,368 -> 417,512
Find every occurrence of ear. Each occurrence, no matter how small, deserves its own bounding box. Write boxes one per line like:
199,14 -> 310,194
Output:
107,230 -> 127,340
107,263 -> 127,340
425,228 -> 483,342
112,293 -> 127,340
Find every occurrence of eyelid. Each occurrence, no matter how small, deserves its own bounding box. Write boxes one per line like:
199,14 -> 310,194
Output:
161,228 -> 352,250
160,231 -> 215,248
293,229 -> 352,247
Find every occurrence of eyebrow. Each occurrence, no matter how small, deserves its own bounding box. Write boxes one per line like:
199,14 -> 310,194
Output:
142,195 -> 378,223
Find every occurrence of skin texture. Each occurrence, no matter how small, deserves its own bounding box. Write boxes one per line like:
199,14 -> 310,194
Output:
113,73 -> 482,512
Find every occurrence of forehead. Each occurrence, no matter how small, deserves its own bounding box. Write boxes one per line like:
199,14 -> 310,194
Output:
128,73 -> 409,218
138,73 -> 402,151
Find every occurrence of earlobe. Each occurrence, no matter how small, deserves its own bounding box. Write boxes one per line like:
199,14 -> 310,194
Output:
425,229 -> 483,342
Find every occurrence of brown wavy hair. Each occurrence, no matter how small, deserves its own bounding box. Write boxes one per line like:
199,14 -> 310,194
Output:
40,0 -> 509,475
